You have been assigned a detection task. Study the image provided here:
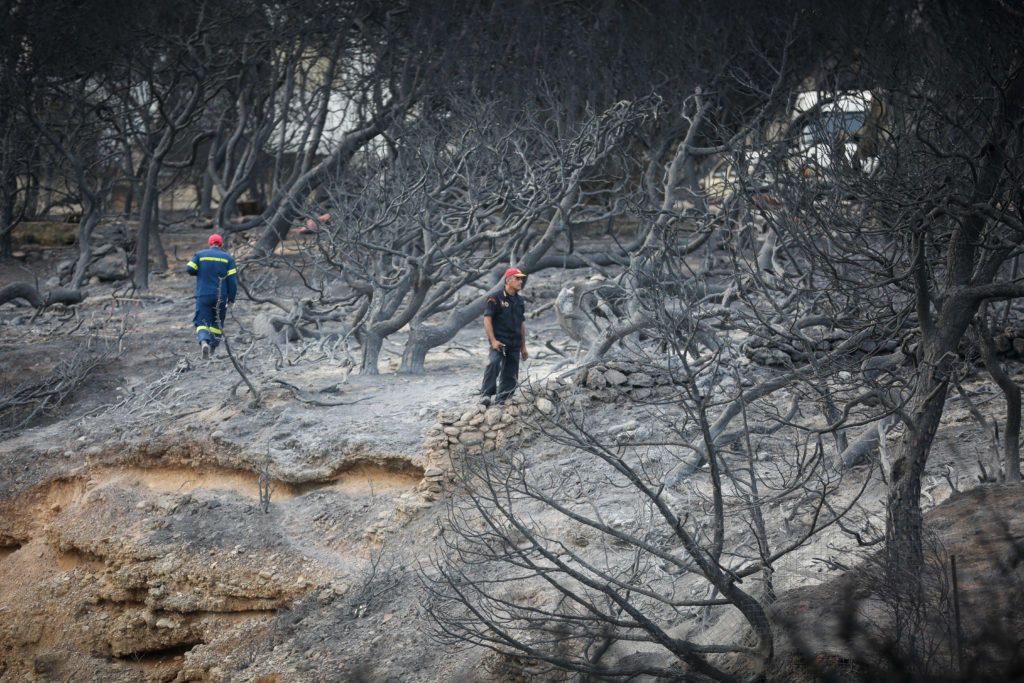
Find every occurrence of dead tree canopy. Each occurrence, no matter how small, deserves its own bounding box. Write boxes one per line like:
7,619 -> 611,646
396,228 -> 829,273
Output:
424,266 -> 870,679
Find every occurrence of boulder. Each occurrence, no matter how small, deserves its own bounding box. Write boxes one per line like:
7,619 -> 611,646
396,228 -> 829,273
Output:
535,397 -> 555,414
424,436 -> 447,451
630,372 -> 654,387
88,248 -> 128,281
585,368 -> 608,390
604,369 -> 628,385
459,431 -> 484,446
56,260 -> 74,278
253,313 -> 284,342
438,409 -> 461,425
90,242 -> 114,258
484,407 -> 503,426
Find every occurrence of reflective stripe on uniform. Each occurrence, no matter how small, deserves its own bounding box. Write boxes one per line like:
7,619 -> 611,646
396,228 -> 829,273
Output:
195,325 -> 223,335
226,268 -> 237,275
200,257 -> 229,263
187,261 -> 198,270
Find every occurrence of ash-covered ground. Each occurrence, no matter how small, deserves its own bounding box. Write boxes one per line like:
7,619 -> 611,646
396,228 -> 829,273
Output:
1,224 -> 1022,682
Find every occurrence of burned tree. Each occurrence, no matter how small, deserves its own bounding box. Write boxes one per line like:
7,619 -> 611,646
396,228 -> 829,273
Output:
25,77 -> 123,288
203,2 -> 424,255
738,1 -> 1024,568
247,90 -> 656,374
423,237 -> 873,678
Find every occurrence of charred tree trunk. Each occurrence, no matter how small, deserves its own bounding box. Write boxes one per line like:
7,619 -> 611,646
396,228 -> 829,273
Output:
885,382 -> 946,573
252,122 -> 386,258
199,170 -> 214,218
976,321 -> 1022,481
0,282 -> 85,307
400,326 -> 451,374
361,275 -> 429,375
70,197 -> 100,288
122,180 -> 135,218
361,333 -> 385,376
0,104 -> 16,260
133,160 -> 160,290
150,197 -> 167,273
0,188 -> 13,260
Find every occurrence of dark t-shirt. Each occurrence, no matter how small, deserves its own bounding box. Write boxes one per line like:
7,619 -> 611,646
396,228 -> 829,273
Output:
484,289 -> 525,347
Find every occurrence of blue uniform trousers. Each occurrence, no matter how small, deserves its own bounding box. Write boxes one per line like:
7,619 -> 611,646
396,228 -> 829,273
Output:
193,295 -> 227,348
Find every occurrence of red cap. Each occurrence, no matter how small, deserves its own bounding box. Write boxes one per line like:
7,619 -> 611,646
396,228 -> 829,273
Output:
209,234 -> 223,246
504,267 -> 526,279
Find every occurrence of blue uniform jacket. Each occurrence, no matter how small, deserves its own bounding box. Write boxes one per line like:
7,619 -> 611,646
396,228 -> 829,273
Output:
186,247 -> 237,302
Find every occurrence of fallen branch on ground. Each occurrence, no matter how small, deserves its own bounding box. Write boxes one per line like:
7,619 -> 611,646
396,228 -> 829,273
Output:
222,334 -> 262,407
269,379 -> 372,406
0,282 -> 85,308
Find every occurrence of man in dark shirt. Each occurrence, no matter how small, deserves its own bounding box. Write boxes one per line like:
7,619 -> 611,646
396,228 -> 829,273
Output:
482,267 -> 528,404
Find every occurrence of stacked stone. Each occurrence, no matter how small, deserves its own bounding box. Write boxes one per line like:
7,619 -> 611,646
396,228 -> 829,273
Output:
424,404 -> 521,468
418,465 -> 446,501
575,360 -> 677,401
742,334 -> 830,366
417,358 -> 680,498
743,330 -> 906,366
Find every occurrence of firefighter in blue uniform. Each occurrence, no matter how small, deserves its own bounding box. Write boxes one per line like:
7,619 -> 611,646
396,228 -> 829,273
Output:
186,234 -> 237,359
482,267 -> 528,404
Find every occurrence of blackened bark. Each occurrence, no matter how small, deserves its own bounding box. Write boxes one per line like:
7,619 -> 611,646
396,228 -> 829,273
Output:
361,333 -> 384,376
976,325 -> 1022,481
252,122 -> 386,258
133,160 -> 160,291
885,365 -> 949,572
0,193 -> 12,259
199,171 -> 213,217
150,198 -> 167,272
0,282 -> 85,307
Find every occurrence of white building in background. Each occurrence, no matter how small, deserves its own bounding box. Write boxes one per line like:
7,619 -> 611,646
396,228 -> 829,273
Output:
792,90 -> 881,175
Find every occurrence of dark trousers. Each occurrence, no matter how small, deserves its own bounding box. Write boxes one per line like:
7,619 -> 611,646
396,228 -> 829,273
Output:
482,346 -> 520,402
193,295 -> 227,348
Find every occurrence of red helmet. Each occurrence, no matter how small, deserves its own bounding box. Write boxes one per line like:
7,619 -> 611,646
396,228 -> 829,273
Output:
504,267 -> 526,279
208,234 -> 223,246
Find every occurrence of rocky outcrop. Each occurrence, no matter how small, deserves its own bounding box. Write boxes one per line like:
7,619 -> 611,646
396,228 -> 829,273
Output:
87,246 -> 129,282
0,472 -> 320,681
0,434 -> 435,681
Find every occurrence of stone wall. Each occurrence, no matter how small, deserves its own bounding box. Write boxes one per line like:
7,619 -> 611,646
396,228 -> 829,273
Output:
420,404 -> 525,497
418,357 -> 682,497
575,359 -> 679,401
